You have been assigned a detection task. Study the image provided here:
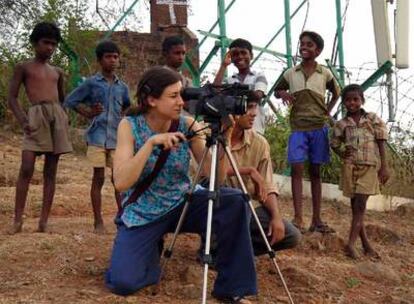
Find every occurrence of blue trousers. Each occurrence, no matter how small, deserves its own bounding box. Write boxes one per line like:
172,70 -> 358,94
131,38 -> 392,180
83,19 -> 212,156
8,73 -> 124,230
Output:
105,187 -> 257,298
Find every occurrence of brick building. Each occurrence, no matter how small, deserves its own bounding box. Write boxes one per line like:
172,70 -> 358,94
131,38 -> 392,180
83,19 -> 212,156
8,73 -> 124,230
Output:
108,0 -> 199,91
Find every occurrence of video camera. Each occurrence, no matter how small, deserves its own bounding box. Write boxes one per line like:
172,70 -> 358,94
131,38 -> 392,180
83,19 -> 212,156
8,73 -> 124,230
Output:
181,83 -> 252,122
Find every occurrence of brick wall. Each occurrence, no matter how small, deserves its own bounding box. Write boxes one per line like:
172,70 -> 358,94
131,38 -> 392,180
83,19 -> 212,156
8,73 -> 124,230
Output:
150,0 -> 188,33
109,28 -> 199,95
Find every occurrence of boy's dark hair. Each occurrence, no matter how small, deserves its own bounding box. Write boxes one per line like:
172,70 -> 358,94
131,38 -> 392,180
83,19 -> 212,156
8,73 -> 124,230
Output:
95,40 -> 120,60
229,38 -> 253,56
162,35 -> 185,53
300,31 -> 324,51
29,22 -> 62,44
128,66 -> 182,115
341,84 -> 365,102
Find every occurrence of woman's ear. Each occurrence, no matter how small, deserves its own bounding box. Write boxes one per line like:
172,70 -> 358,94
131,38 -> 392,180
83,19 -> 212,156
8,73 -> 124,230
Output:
147,96 -> 156,108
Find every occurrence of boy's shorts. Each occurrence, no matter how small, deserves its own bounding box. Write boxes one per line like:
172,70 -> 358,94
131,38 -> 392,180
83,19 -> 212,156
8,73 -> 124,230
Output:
287,126 -> 330,164
87,145 -> 114,168
340,164 -> 380,198
23,102 -> 73,155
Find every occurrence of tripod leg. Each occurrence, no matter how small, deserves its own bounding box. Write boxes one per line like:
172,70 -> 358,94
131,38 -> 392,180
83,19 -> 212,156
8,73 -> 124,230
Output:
154,146 -> 210,295
223,145 -> 295,304
201,143 -> 219,304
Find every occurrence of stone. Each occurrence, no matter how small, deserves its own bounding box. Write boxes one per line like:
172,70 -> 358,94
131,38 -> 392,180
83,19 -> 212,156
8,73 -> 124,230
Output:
180,284 -> 200,300
394,203 -> 414,218
365,224 -> 402,244
280,266 -> 322,289
356,261 -> 401,284
84,256 -> 95,262
301,232 -> 345,253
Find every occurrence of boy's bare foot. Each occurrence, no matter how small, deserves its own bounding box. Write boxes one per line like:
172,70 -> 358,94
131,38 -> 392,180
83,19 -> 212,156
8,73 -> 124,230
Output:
291,219 -> 307,234
309,222 -> 336,234
94,222 -> 107,235
8,221 -> 23,234
37,222 -> 48,233
363,247 -> 381,260
344,244 -> 358,259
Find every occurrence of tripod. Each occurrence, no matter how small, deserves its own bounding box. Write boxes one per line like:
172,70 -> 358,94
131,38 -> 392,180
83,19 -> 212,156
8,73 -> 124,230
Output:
157,120 -> 295,304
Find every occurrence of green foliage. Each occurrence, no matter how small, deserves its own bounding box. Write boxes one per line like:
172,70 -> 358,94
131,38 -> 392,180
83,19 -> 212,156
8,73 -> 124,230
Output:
382,140 -> 414,199
264,113 -> 290,175
345,277 -> 361,288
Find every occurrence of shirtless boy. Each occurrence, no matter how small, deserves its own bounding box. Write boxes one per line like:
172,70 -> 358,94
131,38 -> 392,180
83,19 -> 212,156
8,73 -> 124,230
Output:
8,22 -> 72,233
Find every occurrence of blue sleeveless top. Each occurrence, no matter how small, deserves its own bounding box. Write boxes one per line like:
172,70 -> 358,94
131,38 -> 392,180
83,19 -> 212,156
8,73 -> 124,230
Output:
121,115 -> 191,227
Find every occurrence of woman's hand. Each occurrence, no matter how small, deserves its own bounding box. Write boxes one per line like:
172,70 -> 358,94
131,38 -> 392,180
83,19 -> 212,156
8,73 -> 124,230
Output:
148,132 -> 187,150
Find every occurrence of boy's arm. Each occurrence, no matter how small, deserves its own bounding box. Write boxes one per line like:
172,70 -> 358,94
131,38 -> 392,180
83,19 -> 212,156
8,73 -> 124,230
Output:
330,123 -> 346,158
252,72 -> 267,102
263,193 -> 285,245
255,143 -> 284,244
326,76 -> 341,114
57,68 -> 65,104
227,166 -> 267,203
122,86 -> 131,112
374,115 -> 390,184
213,51 -> 232,86
377,140 -> 390,184
274,73 -> 295,106
64,81 -> 101,119
7,63 -> 31,133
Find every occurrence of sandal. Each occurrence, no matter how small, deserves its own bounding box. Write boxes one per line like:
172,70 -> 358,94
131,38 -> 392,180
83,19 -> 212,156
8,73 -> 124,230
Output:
308,222 -> 336,234
213,295 -> 252,304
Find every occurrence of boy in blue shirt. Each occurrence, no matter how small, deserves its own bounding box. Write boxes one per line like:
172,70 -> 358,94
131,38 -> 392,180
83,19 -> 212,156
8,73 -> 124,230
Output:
65,40 -> 130,233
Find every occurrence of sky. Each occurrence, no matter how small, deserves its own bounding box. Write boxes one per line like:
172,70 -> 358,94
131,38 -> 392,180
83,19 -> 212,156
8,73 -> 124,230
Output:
187,1 -> 413,70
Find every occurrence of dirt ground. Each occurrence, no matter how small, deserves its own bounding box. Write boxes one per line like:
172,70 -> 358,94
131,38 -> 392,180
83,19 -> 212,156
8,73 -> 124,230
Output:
0,129 -> 413,304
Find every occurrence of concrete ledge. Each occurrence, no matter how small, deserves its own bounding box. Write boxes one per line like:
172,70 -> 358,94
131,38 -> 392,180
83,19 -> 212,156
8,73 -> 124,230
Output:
274,174 -> 414,211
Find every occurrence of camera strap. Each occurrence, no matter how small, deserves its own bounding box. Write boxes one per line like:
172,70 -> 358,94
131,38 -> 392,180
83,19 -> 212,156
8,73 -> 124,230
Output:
117,119 -> 180,217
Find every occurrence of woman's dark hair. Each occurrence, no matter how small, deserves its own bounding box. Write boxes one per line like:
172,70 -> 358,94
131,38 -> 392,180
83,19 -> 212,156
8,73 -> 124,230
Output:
229,38 -> 253,56
127,66 -> 182,116
29,22 -> 62,44
299,31 -> 324,51
341,83 -> 365,102
95,40 -> 120,60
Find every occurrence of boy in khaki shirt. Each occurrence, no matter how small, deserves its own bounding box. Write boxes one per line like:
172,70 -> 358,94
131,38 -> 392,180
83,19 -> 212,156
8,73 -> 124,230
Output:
331,84 -> 389,259
226,100 -> 301,254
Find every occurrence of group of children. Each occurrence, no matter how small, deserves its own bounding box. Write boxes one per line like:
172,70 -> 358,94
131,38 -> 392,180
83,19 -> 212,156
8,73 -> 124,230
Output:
8,21 -> 389,260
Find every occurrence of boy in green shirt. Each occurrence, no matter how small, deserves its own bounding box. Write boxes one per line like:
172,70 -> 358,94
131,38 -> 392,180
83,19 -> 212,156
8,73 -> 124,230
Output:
275,31 -> 340,233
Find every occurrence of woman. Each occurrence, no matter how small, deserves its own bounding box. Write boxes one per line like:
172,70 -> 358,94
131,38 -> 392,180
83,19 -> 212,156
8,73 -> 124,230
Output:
105,66 -> 257,303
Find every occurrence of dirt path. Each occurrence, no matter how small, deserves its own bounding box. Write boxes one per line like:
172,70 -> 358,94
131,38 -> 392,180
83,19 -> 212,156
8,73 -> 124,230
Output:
1,130 -> 413,303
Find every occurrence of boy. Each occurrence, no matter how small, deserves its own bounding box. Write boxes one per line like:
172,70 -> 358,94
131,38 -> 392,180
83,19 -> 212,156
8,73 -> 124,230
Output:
227,100 -> 301,255
214,38 -> 268,134
199,99 -> 301,264
161,35 -> 192,88
331,84 -> 389,259
7,22 -> 72,233
275,31 -> 340,233
65,40 -> 130,234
